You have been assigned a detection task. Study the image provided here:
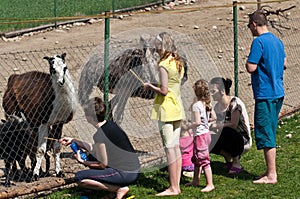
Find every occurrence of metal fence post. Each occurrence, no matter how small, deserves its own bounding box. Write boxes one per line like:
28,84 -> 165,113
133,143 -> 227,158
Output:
104,11 -> 110,119
233,1 -> 238,97
54,0 -> 57,28
257,0 -> 261,10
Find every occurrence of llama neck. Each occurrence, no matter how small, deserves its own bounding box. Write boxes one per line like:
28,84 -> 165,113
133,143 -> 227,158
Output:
49,71 -> 77,124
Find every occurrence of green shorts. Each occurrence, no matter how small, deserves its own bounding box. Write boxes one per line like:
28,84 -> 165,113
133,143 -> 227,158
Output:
254,97 -> 283,149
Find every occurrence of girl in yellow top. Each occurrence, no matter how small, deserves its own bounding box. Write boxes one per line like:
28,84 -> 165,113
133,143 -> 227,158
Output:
144,32 -> 185,196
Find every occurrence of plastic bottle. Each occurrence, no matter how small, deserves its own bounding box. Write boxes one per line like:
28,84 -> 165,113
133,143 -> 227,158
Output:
70,142 -> 87,161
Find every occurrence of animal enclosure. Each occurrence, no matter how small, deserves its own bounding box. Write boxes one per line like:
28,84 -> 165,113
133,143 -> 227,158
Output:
0,15 -> 299,199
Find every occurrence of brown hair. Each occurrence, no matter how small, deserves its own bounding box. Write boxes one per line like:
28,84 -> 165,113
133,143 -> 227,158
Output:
193,79 -> 212,112
210,77 -> 232,95
248,10 -> 268,26
83,97 -> 106,122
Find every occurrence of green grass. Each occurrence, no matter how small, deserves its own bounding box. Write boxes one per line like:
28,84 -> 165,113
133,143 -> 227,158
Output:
0,0 -> 160,33
45,112 -> 300,198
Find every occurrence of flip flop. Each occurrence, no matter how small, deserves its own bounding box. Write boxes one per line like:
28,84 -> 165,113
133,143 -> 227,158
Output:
228,166 -> 244,174
224,162 -> 232,169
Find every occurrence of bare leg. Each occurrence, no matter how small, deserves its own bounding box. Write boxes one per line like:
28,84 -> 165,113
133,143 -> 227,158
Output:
253,148 -> 277,184
156,146 -> 181,196
201,166 -> 215,192
175,145 -> 182,190
78,179 -> 129,199
185,165 -> 200,187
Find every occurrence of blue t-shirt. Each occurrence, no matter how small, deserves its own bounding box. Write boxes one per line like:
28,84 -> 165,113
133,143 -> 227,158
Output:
247,32 -> 285,99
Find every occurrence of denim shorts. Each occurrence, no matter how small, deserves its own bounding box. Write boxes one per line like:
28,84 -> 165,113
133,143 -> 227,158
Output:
254,97 -> 283,149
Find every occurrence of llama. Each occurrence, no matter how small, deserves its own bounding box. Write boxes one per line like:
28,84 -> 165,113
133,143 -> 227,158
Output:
2,53 -> 77,181
78,33 -> 188,123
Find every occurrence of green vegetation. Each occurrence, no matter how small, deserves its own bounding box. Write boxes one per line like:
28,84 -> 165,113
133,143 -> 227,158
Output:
0,0 -> 160,33
46,113 -> 300,198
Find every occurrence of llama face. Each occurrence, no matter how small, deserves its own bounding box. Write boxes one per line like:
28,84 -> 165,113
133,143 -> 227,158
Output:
139,34 -> 159,85
44,53 -> 67,86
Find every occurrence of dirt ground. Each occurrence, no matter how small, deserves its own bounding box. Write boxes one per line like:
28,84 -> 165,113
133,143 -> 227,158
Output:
1,0 -> 298,54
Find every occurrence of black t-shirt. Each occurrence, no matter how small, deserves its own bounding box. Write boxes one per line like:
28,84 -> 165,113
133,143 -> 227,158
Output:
93,120 -> 140,172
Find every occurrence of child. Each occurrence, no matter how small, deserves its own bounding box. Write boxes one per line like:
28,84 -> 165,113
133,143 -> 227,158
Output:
180,127 -> 194,178
181,79 -> 215,192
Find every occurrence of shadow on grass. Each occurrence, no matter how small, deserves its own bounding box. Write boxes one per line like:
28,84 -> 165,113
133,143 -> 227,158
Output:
135,167 -> 170,192
210,160 -> 257,181
135,161 -> 258,193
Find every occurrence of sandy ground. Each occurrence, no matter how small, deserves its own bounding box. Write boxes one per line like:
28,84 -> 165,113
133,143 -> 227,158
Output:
1,0 -> 298,53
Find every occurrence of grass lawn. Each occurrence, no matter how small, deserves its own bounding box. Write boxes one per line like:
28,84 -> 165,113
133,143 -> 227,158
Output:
0,0 -> 160,32
45,112 -> 300,198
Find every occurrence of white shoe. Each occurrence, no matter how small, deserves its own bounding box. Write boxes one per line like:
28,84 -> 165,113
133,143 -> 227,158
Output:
183,171 -> 194,178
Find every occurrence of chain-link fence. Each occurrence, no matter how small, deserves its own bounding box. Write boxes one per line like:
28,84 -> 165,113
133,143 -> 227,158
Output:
0,4 -> 299,199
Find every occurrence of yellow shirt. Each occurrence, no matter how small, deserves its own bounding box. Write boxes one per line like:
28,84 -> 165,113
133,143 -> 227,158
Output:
151,55 -> 185,122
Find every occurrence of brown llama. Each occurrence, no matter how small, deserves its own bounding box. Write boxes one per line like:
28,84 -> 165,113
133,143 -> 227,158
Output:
2,53 -> 77,181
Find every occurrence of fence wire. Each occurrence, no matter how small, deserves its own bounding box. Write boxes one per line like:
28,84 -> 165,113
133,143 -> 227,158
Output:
0,15 -> 299,199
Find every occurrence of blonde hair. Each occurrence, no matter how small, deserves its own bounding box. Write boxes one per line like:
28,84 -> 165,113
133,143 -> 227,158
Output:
156,32 -> 177,53
193,79 -> 212,111
156,32 -> 183,76
159,51 -> 183,75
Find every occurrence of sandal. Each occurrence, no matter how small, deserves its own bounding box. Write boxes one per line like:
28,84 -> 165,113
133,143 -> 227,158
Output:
224,162 -> 232,169
228,166 -> 244,174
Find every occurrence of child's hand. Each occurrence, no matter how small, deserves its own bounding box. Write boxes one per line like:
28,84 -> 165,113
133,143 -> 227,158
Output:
209,122 -> 221,133
181,120 -> 189,130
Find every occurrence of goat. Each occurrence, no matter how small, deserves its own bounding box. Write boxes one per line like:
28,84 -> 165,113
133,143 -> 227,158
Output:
2,53 -> 77,181
78,33 -> 188,124
0,113 -> 34,187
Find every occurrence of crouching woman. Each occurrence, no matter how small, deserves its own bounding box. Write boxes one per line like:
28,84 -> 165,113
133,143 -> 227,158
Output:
59,97 -> 140,199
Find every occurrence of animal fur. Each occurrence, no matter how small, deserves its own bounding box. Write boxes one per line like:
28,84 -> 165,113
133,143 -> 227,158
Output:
2,53 -> 77,181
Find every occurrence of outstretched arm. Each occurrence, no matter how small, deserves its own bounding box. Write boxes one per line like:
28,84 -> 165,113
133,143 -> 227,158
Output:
59,137 -> 93,152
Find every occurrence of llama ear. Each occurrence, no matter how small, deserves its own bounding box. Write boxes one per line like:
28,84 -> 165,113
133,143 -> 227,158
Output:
43,56 -> 50,61
61,53 -> 67,60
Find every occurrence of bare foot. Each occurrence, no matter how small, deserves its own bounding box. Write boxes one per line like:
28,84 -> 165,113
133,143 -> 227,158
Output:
184,182 -> 199,187
116,186 -> 129,199
253,176 -> 277,184
155,188 -> 181,196
201,185 -> 215,192
254,173 -> 267,180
